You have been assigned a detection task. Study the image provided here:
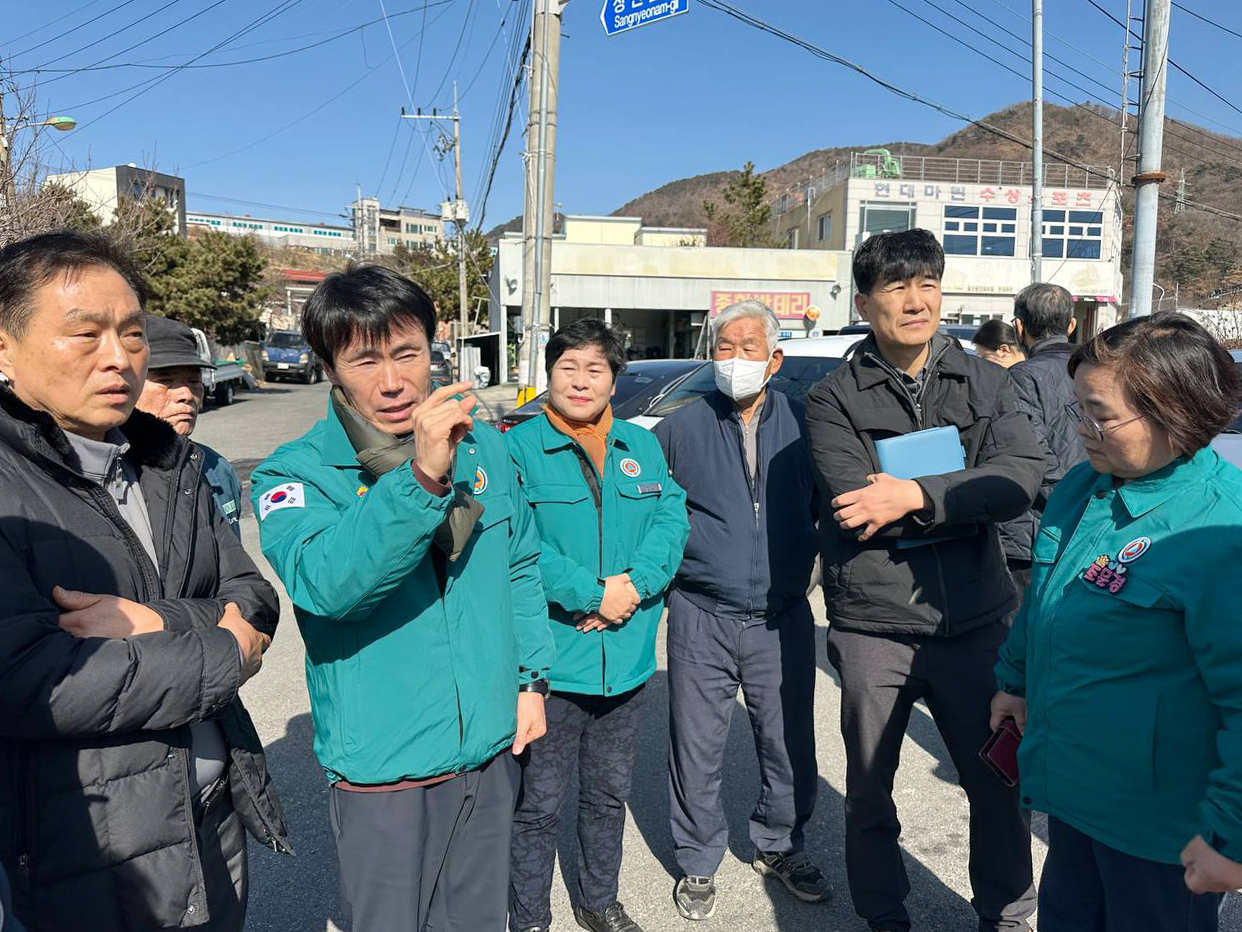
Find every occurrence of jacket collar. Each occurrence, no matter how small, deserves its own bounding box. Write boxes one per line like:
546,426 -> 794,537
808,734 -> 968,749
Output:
1097,446 -> 1216,518
537,409 -> 630,453
0,385 -> 181,474
851,332 -> 968,390
1027,335 -> 1075,358
319,396 -> 481,469
705,387 -> 780,425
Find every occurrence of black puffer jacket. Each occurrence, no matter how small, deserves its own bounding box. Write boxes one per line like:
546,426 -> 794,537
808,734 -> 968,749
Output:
1000,336 -> 1088,562
806,334 -> 1044,637
0,388 -> 290,932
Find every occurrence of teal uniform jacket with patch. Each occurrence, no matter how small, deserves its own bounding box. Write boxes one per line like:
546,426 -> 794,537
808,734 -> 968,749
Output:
996,447 -> 1242,864
506,412 -> 689,696
200,443 -> 243,539
251,400 -> 554,784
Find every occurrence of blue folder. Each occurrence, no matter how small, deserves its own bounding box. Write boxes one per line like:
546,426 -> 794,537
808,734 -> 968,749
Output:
874,426 -> 966,549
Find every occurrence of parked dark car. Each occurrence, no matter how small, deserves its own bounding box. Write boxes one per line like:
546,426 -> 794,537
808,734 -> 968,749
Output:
430,349 -> 453,383
496,359 -> 703,432
261,330 -> 324,384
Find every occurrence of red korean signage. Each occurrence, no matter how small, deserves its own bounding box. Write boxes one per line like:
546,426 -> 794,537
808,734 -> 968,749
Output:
711,290 -> 812,320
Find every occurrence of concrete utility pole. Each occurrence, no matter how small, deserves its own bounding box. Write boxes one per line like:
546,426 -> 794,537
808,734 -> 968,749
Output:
0,82 -> 13,216
1030,0 -> 1044,284
1129,0 -> 1172,318
403,84 -> 471,380
520,0 -> 570,401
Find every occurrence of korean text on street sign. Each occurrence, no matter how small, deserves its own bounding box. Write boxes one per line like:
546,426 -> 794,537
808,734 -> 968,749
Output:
711,290 -> 812,320
601,0 -> 688,36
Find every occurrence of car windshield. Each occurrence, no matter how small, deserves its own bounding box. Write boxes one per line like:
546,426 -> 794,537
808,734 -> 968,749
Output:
645,356 -> 845,417
267,332 -> 305,348
431,351 -> 446,363
1229,362 -> 1242,433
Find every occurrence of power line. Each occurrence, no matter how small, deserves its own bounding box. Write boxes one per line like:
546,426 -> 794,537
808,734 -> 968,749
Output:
1172,0 -> 1242,42
474,33 -> 528,230
8,0 -> 145,60
12,0 -> 457,75
697,0 -> 1242,228
187,192 -> 346,219
182,0 -> 457,169
8,0 -> 108,48
31,0 -> 189,71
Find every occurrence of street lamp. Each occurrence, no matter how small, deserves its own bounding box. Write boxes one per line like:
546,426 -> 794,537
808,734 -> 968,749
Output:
0,112 -> 77,213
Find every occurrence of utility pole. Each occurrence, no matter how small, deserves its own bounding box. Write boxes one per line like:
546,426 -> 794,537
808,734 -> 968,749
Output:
1175,167 -> 1186,214
403,83 -> 471,380
1129,0 -> 1172,318
1030,0 -> 1044,284
520,0 -> 570,402
0,81 -> 13,217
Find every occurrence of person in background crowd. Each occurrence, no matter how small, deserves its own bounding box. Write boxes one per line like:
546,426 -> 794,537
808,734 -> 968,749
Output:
993,313 -> 1242,931
1001,283 -> 1088,598
972,319 -> 1026,369
0,231 -> 285,932
506,319 -> 689,932
653,300 -> 827,921
135,314 -> 245,537
807,230 -> 1043,932
252,265 -> 553,932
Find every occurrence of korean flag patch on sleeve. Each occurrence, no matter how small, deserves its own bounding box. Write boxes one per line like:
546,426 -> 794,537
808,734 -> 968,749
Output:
259,483 -> 305,521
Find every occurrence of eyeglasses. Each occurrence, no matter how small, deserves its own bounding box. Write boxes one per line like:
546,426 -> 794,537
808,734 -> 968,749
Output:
1065,403 -> 1144,442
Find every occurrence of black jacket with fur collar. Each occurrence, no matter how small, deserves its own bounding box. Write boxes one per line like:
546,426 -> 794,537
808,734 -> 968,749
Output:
0,387 -> 289,932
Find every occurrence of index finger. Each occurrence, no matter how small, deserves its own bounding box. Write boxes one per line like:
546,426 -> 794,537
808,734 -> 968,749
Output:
419,381 -> 475,409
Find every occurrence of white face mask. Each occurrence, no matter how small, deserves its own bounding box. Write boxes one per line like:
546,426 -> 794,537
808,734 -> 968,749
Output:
713,355 -> 772,401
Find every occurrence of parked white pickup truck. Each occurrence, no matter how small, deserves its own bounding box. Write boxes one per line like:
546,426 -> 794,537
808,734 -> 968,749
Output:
191,328 -> 253,406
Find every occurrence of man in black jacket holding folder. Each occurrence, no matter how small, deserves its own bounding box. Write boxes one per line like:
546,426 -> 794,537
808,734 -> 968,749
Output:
806,230 -> 1043,932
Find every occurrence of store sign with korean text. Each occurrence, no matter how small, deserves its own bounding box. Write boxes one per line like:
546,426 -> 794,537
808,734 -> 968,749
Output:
711,290 -> 812,320
869,180 -> 1096,209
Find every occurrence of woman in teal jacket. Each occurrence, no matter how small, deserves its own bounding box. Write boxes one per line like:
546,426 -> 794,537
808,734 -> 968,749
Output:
506,319 -> 689,932
992,313 -> 1242,930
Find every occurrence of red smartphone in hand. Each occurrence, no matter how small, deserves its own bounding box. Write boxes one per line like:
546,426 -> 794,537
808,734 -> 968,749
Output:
979,716 -> 1022,786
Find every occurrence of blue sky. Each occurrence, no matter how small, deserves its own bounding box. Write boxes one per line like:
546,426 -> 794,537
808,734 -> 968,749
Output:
6,0 -> 1242,230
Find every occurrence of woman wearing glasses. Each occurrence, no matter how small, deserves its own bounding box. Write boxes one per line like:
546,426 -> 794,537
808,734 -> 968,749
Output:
991,313 -> 1242,929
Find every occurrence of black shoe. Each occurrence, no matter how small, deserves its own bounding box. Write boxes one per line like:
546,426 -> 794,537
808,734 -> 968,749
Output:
752,850 -> 832,903
574,900 -> 643,932
673,875 -> 717,921
514,927 -> 549,932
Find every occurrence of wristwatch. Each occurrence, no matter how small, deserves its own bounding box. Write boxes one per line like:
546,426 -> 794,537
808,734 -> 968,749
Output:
518,678 -> 550,696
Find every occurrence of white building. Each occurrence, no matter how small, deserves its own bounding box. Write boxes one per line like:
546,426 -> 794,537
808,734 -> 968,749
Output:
489,215 -> 852,384
348,197 -> 446,256
46,165 -> 187,234
772,150 -> 1125,334
185,210 -> 355,255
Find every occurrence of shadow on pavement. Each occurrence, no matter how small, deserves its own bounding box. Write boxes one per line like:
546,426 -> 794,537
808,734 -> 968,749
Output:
246,713 -> 347,932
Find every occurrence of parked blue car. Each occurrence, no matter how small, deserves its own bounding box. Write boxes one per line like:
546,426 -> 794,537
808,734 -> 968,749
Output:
261,330 -> 324,384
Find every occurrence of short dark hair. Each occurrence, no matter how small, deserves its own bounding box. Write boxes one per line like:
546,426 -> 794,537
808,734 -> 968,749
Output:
0,231 -> 147,339
301,264 -> 436,367
972,319 -> 1022,352
545,318 -> 626,378
852,229 -> 945,295
1068,312 -> 1242,455
1014,282 -> 1074,340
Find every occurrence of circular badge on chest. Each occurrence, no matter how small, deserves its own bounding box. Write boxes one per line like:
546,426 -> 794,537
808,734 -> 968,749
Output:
473,466 -> 489,495
619,457 -> 641,478
1118,536 -> 1151,564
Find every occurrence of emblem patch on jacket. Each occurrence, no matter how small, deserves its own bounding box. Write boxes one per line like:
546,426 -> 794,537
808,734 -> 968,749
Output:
259,483 -> 305,521
473,466 -> 489,495
619,457 -> 641,478
1083,554 -> 1127,593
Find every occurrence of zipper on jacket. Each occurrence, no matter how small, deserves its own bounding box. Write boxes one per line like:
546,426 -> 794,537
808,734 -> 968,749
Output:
14,744 -> 31,891
570,444 -> 607,691
731,411 -> 763,614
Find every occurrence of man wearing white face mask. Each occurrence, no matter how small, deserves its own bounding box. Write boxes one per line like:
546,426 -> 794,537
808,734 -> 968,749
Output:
653,300 -> 825,921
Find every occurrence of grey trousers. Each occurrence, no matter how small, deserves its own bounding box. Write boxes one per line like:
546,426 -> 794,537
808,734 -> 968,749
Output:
826,621 -> 1036,932
195,785 -> 248,932
666,589 -> 818,878
329,753 -> 520,932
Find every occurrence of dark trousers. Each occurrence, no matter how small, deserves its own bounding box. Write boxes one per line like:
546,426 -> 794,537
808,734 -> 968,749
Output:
329,753 -> 519,932
195,781 -> 248,932
667,590 -> 818,878
1040,817 -> 1220,932
509,686 -> 645,930
826,622 -> 1036,932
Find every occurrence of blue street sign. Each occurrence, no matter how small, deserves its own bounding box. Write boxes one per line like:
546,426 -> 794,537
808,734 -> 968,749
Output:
600,0 -> 689,36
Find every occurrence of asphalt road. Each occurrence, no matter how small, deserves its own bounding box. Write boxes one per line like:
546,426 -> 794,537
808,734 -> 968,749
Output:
192,381 -> 1234,932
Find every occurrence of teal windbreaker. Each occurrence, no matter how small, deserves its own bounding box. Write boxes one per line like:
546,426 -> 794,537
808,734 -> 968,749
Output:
252,400 -> 553,784
996,447 -> 1242,863
507,412 -> 689,696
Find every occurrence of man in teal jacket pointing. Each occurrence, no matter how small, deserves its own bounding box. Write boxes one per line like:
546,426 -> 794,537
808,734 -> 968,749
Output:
252,266 -> 553,932
507,319 -> 689,932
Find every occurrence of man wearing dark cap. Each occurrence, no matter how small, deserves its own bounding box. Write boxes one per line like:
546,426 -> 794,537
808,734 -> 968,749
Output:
136,314 -> 244,537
